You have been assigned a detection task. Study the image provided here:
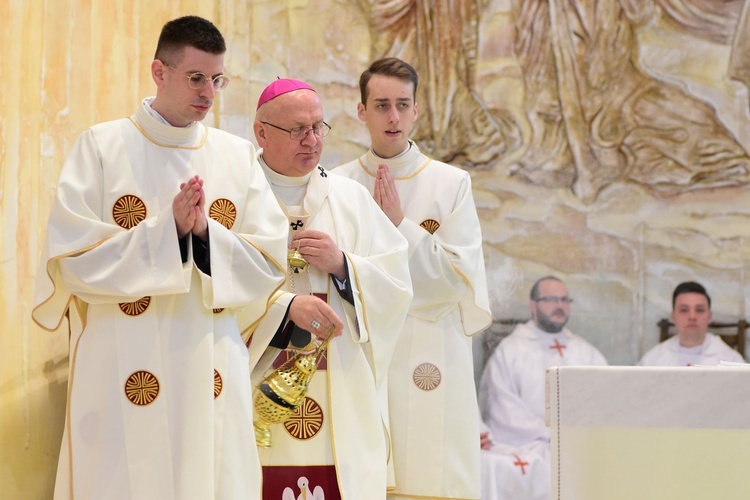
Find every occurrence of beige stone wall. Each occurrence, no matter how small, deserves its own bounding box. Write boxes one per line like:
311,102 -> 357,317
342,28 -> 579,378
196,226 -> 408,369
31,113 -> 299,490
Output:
3,0 -> 750,496
473,1 -> 750,363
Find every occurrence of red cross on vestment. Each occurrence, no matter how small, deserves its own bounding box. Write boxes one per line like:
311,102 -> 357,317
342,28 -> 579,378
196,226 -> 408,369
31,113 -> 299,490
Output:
549,338 -> 566,357
513,455 -> 529,475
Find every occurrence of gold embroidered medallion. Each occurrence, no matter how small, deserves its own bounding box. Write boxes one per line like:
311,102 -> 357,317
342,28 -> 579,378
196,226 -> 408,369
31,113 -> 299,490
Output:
419,219 -> 440,234
413,362 -> 442,391
214,369 -> 223,398
283,396 -> 324,440
113,195 -> 147,229
209,198 -> 237,229
125,370 -> 160,406
118,296 -> 151,316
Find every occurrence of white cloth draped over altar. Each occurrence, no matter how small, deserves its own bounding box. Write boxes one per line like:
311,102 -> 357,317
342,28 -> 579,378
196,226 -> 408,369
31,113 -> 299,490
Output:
547,365 -> 750,500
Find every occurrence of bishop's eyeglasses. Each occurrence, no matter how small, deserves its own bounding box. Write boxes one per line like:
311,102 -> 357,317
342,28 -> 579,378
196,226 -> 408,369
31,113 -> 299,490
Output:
162,62 -> 230,91
261,121 -> 332,141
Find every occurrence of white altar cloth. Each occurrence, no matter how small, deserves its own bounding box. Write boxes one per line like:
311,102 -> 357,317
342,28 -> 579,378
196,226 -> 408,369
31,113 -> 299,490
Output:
547,366 -> 750,500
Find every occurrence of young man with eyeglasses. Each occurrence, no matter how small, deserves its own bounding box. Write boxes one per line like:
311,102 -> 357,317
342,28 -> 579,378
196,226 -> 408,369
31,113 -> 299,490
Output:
32,16 -> 289,499
638,281 -> 745,366
248,78 -> 412,499
333,57 -> 492,500
477,276 -> 607,500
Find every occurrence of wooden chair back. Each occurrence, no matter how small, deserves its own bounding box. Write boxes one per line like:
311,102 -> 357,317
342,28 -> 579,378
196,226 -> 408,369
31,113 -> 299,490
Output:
482,318 -> 528,366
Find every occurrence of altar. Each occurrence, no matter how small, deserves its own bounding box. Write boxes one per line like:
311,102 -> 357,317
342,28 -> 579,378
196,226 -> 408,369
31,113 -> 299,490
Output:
547,365 -> 750,500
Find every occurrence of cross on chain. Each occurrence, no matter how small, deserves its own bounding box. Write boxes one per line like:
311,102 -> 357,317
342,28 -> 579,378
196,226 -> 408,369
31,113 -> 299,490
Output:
549,338 -> 566,357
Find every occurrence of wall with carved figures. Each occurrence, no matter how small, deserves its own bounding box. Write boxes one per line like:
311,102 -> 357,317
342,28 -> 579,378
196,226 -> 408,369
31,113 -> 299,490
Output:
3,0 -> 750,496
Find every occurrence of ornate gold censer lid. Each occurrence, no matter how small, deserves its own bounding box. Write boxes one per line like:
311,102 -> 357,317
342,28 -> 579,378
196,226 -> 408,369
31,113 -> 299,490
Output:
253,326 -> 334,447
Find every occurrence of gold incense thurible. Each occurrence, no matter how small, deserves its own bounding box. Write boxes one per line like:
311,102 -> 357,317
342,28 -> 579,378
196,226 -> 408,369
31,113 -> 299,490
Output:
253,329 -> 333,448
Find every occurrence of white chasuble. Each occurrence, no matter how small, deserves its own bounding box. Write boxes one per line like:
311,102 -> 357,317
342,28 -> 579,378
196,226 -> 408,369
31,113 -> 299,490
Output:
251,154 -> 412,500
335,143 -> 492,499
32,103 -> 288,500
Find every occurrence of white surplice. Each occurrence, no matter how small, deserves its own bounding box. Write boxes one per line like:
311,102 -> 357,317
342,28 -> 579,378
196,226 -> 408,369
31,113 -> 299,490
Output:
249,153 -> 412,500
638,333 -> 746,366
481,446 -> 551,500
335,142 -> 492,500
479,419 -> 550,500
32,100 -> 288,500
478,321 -> 607,500
478,321 -> 608,452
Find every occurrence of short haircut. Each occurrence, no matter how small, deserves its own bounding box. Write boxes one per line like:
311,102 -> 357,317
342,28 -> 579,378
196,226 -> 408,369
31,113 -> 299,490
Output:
154,16 -> 226,63
672,281 -> 711,309
530,276 -> 563,300
359,57 -> 418,105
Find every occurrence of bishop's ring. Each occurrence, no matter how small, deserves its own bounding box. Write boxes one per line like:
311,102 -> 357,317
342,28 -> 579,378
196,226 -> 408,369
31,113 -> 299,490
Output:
311,320 -> 321,330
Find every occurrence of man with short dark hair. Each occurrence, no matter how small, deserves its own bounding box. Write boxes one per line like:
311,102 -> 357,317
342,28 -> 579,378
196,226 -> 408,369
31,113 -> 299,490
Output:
32,16 -> 288,499
639,281 -> 745,366
478,276 -> 607,500
335,57 -> 492,500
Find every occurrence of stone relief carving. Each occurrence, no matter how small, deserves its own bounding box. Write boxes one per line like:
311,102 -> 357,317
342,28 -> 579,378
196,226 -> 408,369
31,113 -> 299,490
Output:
360,0 -> 750,203
729,0 -> 750,99
656,0 -> 744,44
357,0 -> 522,166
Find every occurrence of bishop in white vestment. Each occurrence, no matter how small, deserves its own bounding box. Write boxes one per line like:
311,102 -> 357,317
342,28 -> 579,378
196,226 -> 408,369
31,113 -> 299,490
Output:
248,79 -> 412,500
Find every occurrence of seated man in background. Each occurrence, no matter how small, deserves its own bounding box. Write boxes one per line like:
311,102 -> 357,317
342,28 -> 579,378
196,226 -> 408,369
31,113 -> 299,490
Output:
639,281 -> 746,366
478,276 -> 608,500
